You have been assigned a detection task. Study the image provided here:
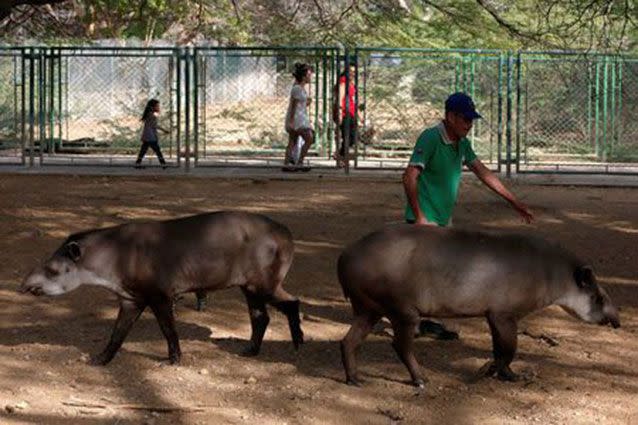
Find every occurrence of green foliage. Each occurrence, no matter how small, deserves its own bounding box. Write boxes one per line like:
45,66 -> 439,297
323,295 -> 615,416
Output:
1,0 -> 635,52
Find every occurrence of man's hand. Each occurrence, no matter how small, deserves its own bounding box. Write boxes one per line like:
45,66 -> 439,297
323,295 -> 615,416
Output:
512,201 -> 534,224
412,214 -> 437,227
468,159 -> 535,225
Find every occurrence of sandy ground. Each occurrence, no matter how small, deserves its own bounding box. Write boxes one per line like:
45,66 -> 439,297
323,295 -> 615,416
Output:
0,172 -> 636,425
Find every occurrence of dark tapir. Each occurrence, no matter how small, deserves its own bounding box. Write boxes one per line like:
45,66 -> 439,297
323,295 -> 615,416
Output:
337,225 -> 620,387
21,211 -> 303,365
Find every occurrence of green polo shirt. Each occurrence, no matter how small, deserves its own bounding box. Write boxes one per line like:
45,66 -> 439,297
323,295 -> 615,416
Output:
404,123 -> 478,226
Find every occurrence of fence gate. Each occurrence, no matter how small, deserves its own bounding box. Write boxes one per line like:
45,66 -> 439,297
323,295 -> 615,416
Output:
27,47 -> 182,167
354,48 -> 505,171
193,46 -> 338,168
516,52 -> 638,174
0,48 -> 25,165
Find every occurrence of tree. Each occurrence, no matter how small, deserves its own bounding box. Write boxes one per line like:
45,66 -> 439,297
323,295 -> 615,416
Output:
0,0 -> 67,22
0,0 -> 635,53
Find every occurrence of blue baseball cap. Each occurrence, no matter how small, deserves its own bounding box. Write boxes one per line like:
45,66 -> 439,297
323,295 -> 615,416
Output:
445,92 -> 482,120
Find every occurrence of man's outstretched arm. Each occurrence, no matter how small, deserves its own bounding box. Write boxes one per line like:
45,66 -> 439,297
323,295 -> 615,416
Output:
467,159 -> 534,224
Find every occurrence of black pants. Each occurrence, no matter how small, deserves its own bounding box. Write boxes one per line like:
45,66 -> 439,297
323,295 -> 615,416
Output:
338,117 -> 357,157
136,141 -> 165,164
405,218 -> 458,340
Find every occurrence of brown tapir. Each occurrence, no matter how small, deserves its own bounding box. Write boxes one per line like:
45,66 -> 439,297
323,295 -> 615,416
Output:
21,211 -> 303,365
337,225 -> 620,387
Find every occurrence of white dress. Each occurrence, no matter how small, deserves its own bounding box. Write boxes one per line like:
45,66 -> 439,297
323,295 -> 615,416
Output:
284,84 -> 311,131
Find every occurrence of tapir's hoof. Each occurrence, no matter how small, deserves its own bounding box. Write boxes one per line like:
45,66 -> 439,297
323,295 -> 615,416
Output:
292,330 -> 304,350
168,352 -> 181,365
411,378 -> 426,389
346,377 -> 362,387
195,298 -> 207,311
89,352 -> 112,366
241,344 -> 260,357
496,367 -> 519,382
475,361 -> 497,379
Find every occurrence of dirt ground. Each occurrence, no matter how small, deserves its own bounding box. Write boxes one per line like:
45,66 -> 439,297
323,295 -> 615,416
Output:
0,172 -> 636,425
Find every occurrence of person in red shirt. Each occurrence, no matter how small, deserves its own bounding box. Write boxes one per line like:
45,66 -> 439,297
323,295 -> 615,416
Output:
333,64 -> 363,167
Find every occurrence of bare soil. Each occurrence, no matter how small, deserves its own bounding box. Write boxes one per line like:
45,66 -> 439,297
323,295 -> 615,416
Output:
0,173 -> 636,425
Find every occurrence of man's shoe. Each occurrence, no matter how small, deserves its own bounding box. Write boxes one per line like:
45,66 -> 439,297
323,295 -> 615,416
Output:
281,161 -> 297,172
418,320 -> 459,340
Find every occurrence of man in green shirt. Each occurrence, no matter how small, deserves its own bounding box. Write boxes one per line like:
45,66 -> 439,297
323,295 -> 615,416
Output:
403,92 -> 534,339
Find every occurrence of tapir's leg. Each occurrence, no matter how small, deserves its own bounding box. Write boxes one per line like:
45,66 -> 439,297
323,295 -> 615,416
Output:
241,287 -> 270,356
91,299 -> 146,365
390,314 -> 425,388
340,311 -> 381,386
149,295 -> 182,364
485,312 -> 519,381
270,286 -> 304,350
195,290 -> 208,312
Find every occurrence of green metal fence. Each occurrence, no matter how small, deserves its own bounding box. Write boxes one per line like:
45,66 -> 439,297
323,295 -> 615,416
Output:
3,45 -> 637,174
0,48 -> 25,165
355,47 -> 505,170
55,47 -> 180,166
15,47 -> 184,167
193,46 -> 338,167
515,52 -> 638,174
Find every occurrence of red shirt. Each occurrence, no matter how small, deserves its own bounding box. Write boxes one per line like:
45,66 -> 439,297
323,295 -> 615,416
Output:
339,75 -> 357,119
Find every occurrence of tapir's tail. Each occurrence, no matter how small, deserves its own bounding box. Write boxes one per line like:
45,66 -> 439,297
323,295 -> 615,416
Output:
337,251 -> 351,300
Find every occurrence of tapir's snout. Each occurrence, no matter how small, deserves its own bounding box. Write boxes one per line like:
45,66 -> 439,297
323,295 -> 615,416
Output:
600,306 -> 620,329
20,269 -> 45,296
605,315 -> 621,329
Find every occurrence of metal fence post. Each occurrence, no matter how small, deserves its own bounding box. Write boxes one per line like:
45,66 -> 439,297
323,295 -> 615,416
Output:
343,49 -> 350,175
193,48 -> 199,167
602,55 -> 608,162
20,48 -> 26,166
617,58 -> 623,148
505,51 -> 513,177
587,61 -> 593,150
515,51 -> 522,174
321,50 -> 328,156
176,48 -> 182,167
595,57 -> 601,159
610,56 -> 616,158
38,47 -> 45,165
184,47 -> 191,171
28,47 -> 35,167
48,48 -> 55,155
353,49 -> 360,170
497,52 -> 503,173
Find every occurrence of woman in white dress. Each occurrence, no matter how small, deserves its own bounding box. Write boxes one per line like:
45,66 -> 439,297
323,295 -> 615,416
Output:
283,63 -> 314,172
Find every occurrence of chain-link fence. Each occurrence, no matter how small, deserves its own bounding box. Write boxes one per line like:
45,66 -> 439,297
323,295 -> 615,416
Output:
0,48 -> 24,164
15,47 -> 181,167
53,47 -> 179,166
355,48 -> 504,170
615,58 -> 638,165
194,47 -> 337,167
516,52 -> 638,173
4,46 -> 638,173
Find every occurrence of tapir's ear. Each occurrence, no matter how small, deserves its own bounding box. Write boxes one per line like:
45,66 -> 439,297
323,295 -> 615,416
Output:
574,265 -> 594,288
65,241 -> 81,262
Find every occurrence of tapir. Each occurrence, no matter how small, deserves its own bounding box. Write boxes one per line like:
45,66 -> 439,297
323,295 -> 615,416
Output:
337,225 -> 620,387
21,211 -> 303,365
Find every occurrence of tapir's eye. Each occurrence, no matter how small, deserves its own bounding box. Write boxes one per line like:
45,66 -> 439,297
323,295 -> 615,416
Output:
591,294 -> 603,306
44,266 -> 59,278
